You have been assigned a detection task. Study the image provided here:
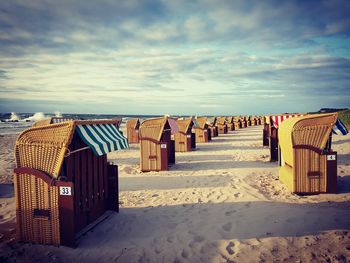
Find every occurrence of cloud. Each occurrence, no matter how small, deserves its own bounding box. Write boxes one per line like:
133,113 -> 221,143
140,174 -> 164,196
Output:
0,0 -> 349,114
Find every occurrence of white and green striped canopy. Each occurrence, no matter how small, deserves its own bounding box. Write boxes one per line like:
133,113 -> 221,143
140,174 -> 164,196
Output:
76,123 -> 129,156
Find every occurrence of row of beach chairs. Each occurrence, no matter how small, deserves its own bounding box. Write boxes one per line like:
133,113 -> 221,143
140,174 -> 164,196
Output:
12,113 -> 347,247
13,115 -> 261,246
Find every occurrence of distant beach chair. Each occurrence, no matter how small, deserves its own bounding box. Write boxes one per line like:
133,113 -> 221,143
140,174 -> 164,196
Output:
234,116 -> 241,129
246,116 -> 252,126
262,115 -> 270,146
207,117 -> 218,137
278,113 -> 338,194
217,117 -> 228,134
139,117 -> 175,171
194,117 -> 210,143
32,117 -> 74,127
14,119 -> 128,246
126,118 -> 140,144
175,118 -> 195,152
226,116 -> 235,131
251,116 -> 257,126
240,116 -> 247,128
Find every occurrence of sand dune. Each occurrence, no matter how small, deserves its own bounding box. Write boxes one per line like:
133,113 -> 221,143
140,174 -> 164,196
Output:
0,126 -> 349,262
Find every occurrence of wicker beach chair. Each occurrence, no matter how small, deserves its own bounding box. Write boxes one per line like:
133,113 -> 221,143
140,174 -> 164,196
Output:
139,117 -> 175,171
126,118 -> 140,144
14,119 -> 128,246
278,113 -> 338,194
175,118 -> 195,152
217,116 -> 228,134
226,116 -> 235,131
207,117 -> 218,137
194,117 -> 210,143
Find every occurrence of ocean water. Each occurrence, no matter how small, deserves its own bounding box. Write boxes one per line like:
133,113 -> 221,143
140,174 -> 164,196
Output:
0,112 -> 163,135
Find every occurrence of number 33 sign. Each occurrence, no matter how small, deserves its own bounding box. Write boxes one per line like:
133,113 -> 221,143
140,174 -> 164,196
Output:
60,186 -> 72,196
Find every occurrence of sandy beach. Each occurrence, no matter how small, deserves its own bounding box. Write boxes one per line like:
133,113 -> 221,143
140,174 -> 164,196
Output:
0,125 -> 349,262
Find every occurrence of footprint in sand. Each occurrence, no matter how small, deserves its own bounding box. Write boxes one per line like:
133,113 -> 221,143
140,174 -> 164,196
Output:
181,248 -> 190,258
222,222 -> 232,232
167,236 -> 175,243
226,241 -> 235,255
225,210 -> 236,216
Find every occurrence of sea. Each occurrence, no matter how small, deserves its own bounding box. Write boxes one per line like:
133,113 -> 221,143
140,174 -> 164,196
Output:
0,112 -> 164,135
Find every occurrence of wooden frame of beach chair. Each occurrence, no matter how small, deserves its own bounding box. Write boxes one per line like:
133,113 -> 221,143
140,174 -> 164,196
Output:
14,119 -> 125,246
194,117 -> 210,143
126,118 -> 140,144
175,118 -> 195,152
217,117 -> 228,134
226,116 -> 235,131
278,113 -> 338,194
139,117 -> 175,172
262,116 -> 270,147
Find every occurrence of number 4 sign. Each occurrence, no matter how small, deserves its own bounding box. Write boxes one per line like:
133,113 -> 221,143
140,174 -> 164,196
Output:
60,186 -> 72,196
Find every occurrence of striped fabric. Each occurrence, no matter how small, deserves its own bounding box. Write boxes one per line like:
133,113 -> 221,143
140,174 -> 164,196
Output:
332,119 -> 349,135
76,123 -> 129,156
51,118 -> 73,124
271,114 -> 303,128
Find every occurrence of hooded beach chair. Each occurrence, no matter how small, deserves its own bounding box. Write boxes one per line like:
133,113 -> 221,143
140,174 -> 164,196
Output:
139,117 -> 175,171
14,119 -> 128,246
126,118 -> 140,144
217,116 -> 228,134
240,116 -> 247,128
234,116 -> 241,129
278,113 -> 339,194
175,118 -> 195,152
207,117 -> 218,137
226,116 -> 235,131
262,115 -> 270,146
194,117 -> 210,143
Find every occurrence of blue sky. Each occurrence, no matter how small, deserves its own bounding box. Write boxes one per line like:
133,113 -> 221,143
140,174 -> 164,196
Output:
0,0 -> 350,115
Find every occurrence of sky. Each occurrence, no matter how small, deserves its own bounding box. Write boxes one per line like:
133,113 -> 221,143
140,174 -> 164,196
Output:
0,0 -> 350,115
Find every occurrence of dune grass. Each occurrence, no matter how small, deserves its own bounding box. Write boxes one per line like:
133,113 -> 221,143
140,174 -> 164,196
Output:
338,109 -> 350,130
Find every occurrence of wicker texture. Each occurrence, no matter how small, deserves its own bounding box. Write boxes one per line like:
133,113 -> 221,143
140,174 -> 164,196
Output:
126,118 -> 140,144
32,118 -> 52,127
14,172 -> 60,245
216,117 -> 226,125
14,119 -> 121,245
139,117 -> 171,171
16,122 -> 75,178
278,113 -> 337,193
175,118 -> 193,152
194,117 -> 209,143
139,117 -> 168,142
